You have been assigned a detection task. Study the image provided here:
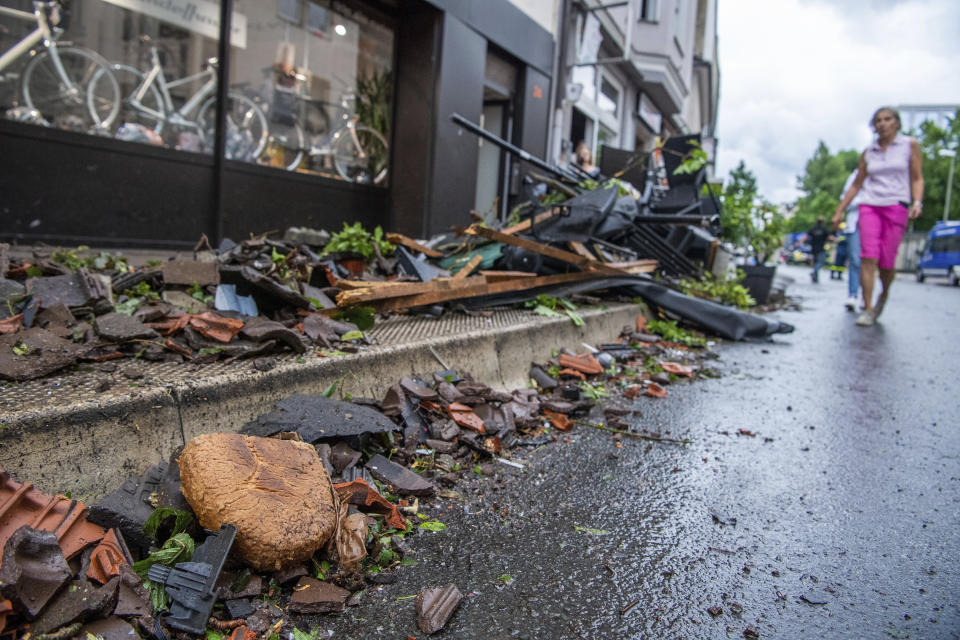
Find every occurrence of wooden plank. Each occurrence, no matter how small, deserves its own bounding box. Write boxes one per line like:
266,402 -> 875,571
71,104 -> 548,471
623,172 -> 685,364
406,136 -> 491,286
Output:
604,259 -> 658,274
568,241 -> 595,260
463,224 -> 629,276
359,270 -> 615,313
452,254 -> 482,279
336,276 -> 487,306
385,232 -> 443,258
478,270 -> 538,283
501,209 -> 559,236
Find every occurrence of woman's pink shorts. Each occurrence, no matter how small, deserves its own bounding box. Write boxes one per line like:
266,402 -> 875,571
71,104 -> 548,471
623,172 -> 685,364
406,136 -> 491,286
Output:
858,203 -> 908,269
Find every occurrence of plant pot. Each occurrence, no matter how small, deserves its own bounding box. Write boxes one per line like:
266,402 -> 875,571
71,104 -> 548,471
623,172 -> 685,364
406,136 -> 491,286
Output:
328,252 -> 367,276
741,265 -> 777,304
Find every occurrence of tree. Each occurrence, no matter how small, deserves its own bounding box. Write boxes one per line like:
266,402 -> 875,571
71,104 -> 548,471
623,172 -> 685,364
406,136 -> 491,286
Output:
911,110 -> 960,229
720,161 -> 786,264
791,141 -> 859,232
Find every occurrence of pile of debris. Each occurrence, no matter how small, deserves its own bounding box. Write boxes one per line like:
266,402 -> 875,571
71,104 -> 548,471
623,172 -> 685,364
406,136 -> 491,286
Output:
0,185 -> 792,382
0,320 -> 711,637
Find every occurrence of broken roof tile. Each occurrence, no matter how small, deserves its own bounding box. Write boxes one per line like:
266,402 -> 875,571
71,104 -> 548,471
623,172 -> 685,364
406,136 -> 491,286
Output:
0,526 -> 73,617
366,454 -> 436,497
416,584 -> 463,635
0,469 -> 106,565
557,353 -> 603,375
333,478 -> 406,530
288,577 -> 350,614
446,403 -> 486,434
86,528 -> 132,585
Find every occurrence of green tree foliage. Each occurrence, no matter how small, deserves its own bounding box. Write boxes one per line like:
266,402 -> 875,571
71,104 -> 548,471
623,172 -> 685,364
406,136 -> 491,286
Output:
791,141 -> 859,232
911,110 -> 960,229
719,161 -> 786,264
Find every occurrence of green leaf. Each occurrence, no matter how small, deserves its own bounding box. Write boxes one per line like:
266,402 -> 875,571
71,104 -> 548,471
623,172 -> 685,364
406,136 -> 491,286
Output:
333,306 -> 376,332
318,349 -> 349,357
416,513 -> 429,520
12,342 -> 29,356
473,465 -> 483,475
565,310 -> 585,327
573,525 -> 610,535
531,304 -> 563,319
400,557 -> 417,566
340,330 -> 364,341
418,520 -> 447,532
132,532 -> 196,579
114,298 -> 140,316
198,347 -> 223,355
206,630 -> 225,640
497,574 -> 513,583
25,266 -> 44,278
378,548 -> 396,565
143,507 -> 194,541
321,381 -> 338,397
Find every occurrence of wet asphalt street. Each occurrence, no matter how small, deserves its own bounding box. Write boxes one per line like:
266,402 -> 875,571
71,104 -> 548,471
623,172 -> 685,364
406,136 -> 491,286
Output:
322,265 -> 960,639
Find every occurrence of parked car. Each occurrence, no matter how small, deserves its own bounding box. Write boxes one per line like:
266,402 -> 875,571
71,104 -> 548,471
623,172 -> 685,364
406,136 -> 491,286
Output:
915,221 -> 960,284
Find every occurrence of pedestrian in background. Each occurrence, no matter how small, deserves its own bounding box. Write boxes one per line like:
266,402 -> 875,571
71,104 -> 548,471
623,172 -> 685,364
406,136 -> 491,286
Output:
833,169 -> 863,310
834,107 -> 924,327
803,217 -> 831,283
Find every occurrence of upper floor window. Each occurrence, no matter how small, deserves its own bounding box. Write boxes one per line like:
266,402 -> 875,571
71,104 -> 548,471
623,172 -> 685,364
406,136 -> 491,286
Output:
640,0 -> 660,23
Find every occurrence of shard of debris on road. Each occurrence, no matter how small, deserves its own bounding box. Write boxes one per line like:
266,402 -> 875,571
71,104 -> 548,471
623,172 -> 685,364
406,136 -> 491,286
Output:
416,583 -> 463,635
446,402 -> 486,434
645,382 -> 668,398
0,526 -> 73,618
86,528 -> 132,585
333,478 -> 407,530
162,259 -> 219,286
366,454 -> 437,497
0,327 -> 88,381
178,434 -> 337,571
659,361 -> 694,377
557,352 -> 604,375
288,577 -> 351,614
0,469 -> 106,563
28,576 -> 119,635
243,394 -> 396,443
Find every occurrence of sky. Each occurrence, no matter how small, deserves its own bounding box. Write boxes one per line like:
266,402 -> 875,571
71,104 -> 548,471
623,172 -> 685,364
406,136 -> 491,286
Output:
715,0 -> 960,204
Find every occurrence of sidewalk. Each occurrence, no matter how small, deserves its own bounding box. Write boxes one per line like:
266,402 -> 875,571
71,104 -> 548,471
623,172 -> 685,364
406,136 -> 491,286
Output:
0,301 -> 643,499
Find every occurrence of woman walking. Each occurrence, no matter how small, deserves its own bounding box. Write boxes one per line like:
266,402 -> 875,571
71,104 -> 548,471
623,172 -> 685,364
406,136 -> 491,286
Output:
832,107 -> 924,326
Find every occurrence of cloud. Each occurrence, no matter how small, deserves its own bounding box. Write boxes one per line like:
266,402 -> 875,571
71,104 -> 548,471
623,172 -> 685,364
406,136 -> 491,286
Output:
715,0 -> 960,204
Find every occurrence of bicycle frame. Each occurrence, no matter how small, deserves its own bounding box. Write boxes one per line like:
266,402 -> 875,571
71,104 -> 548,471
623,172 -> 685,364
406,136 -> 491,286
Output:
129,46 -> 217,130
0,3 -> 76,99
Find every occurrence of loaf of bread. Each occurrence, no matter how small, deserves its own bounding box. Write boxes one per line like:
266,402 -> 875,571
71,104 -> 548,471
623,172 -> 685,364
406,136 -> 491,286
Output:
178,433 -> 337,571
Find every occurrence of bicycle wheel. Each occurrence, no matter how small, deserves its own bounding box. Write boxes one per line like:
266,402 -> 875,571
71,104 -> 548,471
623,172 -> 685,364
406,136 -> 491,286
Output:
198,93 -> 269,162
21,45 -> 119,130
95,64 -> 166,134
267,118 -> 306,171
332,124 -> 389,185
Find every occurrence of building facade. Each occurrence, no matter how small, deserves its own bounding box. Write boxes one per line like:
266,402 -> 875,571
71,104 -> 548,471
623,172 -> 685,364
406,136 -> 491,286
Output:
0,0 -> 717,248
551,0 -> 719,176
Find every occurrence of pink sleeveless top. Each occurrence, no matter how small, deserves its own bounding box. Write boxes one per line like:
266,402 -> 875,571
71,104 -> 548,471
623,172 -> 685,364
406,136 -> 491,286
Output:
860,133 -> 913,207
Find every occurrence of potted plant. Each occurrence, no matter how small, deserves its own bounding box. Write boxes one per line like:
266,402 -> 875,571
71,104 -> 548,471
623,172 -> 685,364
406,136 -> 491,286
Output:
322,222 -> 394,275
719,162 -> 784,303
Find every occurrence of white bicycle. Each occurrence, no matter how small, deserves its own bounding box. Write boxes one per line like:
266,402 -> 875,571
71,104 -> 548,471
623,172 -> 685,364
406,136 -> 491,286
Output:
90,38 -> 268,159
0,0 -> 119,130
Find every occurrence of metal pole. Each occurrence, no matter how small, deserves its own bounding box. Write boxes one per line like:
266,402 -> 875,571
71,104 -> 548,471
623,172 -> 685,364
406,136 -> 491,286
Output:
212,0 -> 234,245
944,154 -> 955,221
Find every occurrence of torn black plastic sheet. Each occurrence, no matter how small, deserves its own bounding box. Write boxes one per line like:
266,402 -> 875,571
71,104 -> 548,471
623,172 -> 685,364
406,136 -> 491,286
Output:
460,275 -> 793,341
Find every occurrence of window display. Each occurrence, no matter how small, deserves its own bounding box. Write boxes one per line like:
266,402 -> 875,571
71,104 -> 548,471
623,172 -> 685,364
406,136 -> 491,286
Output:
0,0 -> 394,182
231,0 -> 394,185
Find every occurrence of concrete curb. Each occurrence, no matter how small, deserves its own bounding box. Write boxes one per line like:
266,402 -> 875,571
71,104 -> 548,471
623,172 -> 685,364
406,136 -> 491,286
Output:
0,303 -> 642,499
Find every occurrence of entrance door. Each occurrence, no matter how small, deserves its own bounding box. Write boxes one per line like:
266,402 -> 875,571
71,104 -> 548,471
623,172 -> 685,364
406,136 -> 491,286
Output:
474,48 -> 517,224
474,100 -> 511,222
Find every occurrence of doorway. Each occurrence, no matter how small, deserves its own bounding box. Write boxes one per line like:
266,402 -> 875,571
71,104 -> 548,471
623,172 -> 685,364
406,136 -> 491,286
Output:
474,49 -> 517,224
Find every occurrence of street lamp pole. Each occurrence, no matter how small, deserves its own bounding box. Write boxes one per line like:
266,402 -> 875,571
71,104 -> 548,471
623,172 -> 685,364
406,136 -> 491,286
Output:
940,148 -> 957,222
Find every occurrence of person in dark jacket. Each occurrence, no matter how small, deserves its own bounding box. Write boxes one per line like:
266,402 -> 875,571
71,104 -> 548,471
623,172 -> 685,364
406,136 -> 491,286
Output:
804,217 -> 833,282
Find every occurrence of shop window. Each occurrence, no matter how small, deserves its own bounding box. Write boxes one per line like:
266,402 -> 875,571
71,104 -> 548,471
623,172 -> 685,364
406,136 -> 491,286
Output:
1,0 -> 227,156
230,0 -> 394,186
